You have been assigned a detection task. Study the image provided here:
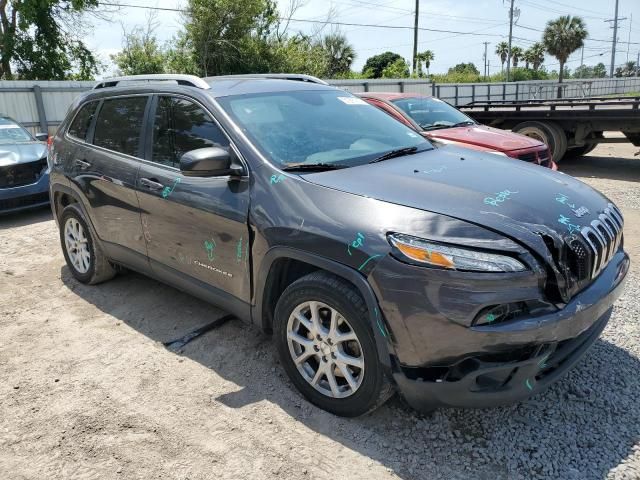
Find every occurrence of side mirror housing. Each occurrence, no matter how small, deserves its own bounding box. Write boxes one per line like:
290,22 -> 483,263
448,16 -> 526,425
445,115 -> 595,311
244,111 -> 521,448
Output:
35,132 -> 48,142
179,147 -> 243,177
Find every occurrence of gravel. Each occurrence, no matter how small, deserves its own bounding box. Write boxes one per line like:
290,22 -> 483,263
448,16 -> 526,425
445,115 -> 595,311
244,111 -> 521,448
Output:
0,143 -> 638,480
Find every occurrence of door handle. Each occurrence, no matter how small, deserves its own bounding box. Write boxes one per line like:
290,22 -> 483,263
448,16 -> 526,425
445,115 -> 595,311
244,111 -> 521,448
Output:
139,177 -> 165,191
75,159 -> 91,169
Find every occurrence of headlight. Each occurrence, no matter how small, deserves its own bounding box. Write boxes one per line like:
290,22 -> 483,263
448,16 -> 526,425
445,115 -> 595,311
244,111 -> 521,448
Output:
388,233 -> 526,272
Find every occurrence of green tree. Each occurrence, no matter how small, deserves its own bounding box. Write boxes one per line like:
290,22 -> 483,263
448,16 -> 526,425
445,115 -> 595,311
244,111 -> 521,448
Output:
615,61 -> 638,78
510,46 -> 523,68
0,0 -> 101,79
111,17 -> 166,75
321,33 -> 355,77
543,15 -> 588,97
362,51 -> 403,78
449,62 -> 479,75
381,58 -> 410,78
524,43 -> 545,71
495,41 -> 509,73
182,0 -> 278,76
415,50 -> 434,77
593,62 -> 607,78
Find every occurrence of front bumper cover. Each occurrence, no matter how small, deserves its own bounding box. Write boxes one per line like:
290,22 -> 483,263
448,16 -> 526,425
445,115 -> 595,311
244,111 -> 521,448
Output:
371,249 -> 629,412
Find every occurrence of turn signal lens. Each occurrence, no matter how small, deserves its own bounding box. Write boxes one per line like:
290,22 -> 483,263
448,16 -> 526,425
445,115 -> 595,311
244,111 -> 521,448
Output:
388,233 -> 527,272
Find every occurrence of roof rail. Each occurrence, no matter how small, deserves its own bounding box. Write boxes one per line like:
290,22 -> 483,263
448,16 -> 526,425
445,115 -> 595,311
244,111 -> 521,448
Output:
205,73 -> 329,85
93,74 -> 210,90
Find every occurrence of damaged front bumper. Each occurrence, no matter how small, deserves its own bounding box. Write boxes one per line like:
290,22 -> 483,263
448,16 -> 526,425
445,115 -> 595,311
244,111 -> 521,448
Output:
371,250 -> 629,412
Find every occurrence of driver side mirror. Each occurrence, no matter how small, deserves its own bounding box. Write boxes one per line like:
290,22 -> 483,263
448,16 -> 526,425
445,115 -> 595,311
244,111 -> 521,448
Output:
179,147 -> 244,177
35,132 -> 48,142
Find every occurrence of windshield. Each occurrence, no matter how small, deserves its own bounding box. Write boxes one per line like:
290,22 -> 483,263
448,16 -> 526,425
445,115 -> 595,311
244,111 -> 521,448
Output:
392,97 -> 475,130
217,90 -> 431,168
0,119 -> 33,143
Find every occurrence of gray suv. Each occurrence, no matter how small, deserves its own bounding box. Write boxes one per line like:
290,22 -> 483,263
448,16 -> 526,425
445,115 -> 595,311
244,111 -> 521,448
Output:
48,74 -> 629,416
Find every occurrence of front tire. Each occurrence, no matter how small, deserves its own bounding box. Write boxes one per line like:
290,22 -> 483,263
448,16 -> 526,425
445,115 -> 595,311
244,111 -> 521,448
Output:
274,271 -> 393,416
59,205 -> 116,285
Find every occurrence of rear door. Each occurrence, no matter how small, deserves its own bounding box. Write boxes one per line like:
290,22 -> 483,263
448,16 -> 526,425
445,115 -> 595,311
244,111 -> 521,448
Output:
135,94 -> 251,303
69,95 -> 149,267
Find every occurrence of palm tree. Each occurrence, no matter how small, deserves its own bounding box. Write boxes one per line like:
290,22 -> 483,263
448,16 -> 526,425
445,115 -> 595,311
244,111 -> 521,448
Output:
543,15 -> 588,97
321,33 -> 356,77
528,42 -> 545,71
416,50 -> 434,77
510,46 -> 523,68
495,41 -> 509,73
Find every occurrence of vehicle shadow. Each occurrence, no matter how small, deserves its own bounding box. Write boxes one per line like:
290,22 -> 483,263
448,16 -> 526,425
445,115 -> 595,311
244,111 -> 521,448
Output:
0,206 -> 52,228
61,267 -> 640,480
560,154 -> 640,183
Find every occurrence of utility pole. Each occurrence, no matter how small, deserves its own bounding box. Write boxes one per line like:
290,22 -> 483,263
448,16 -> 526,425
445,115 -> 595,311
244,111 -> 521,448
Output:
637,51 -> 639,77
506,0 -> 515,82
626,14 -> 633,63
606,0 -> 624,77
483,42 -> 490,80
412,0 -> 419,75
580,46 -> 584,66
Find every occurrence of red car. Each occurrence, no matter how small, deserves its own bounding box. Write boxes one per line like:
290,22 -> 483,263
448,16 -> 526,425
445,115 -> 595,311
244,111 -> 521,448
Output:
358,93 -> 557,170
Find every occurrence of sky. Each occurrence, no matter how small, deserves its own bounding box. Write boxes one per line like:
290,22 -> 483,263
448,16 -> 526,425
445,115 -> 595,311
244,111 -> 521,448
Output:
85,0 -> 640,78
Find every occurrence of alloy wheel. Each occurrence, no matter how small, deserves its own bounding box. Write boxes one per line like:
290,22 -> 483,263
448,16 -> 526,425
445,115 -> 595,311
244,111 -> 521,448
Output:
64,217 -> 91,274
286,301 -> 365,398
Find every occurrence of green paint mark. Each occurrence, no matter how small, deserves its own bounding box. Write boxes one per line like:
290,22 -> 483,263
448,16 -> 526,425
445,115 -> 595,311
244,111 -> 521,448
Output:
358,254 -> 382,271
485,313 -> 497,323
525,379 -> 533,391
270,174 -> 285,184
538,353 -> 550,369
374,307 -> 387,338
204,239 -> 216,261
236,237 -> 243,263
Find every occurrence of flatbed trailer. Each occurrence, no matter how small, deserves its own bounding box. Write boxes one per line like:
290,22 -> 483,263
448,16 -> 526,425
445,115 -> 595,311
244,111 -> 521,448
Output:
459,96 -> 640,162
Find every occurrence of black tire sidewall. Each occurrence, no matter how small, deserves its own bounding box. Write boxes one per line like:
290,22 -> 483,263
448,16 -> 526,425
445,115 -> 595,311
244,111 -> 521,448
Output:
59,206 -> 97,284
274,276 -> 384,417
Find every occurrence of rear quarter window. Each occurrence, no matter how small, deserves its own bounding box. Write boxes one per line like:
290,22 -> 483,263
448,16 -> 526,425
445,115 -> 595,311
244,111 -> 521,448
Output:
68,101 -> 99,141
92,96 -> 148,157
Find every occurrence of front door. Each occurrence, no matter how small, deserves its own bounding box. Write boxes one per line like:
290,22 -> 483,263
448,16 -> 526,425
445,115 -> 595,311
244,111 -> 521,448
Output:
135,95 -> 251,303
70,95 -> 149,266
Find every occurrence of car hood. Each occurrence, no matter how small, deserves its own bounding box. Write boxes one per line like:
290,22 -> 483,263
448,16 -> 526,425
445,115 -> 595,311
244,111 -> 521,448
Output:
303,146 -> 612,246
0,142 -> 46,167
425,124 -> 543,152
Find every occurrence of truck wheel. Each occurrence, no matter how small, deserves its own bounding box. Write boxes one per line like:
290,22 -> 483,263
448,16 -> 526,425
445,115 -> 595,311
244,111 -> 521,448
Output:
565,132 -> 602,158
513,121 -> 567,163
274,271 -> 393,417
544,122 -> 568,162
59,204 -> 116,285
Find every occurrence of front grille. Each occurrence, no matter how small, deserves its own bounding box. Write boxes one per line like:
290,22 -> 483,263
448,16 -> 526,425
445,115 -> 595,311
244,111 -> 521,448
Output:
0,159 -> 47,188
517,148 -> 551,168
567,203 -> 623,281
0,192 -> 49,212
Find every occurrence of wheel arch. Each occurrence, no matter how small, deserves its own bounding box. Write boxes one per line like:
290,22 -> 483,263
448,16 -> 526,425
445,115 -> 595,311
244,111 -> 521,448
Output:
254,247 -> 395,368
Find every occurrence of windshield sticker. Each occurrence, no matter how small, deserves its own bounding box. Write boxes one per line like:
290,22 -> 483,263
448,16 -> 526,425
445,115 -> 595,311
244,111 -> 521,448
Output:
558,214 -> 581,235
406,131 -> 419,138
347,232 -> 365,256
484,189 -> 518,207
204,238 -> 216,261
0,125 -> 20,129
162,177 -> 181,198
270,174 -> 285,184
337,96 -> 368,106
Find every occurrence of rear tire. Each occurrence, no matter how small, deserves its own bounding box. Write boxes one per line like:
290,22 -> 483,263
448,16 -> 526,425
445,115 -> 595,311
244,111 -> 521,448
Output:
544,122 -> 568,162
59,204 -> 116,285
274,271 -> 393,417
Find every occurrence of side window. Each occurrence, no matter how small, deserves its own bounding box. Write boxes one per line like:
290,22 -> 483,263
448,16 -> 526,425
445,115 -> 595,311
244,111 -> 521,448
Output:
92,96 -> 148,157
152,96 -> 230,168
68,101 -> 99,140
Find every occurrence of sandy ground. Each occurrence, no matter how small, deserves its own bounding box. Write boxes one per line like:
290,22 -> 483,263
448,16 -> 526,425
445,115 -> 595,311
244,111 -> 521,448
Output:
1,142 -> 639,480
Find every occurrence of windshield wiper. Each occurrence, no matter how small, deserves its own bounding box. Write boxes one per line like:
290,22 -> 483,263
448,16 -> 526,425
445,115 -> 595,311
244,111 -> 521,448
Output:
422,125 -> 451,131
369,146 -> 419,163
451,121 -> 476,127
281,163 -> 348,172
